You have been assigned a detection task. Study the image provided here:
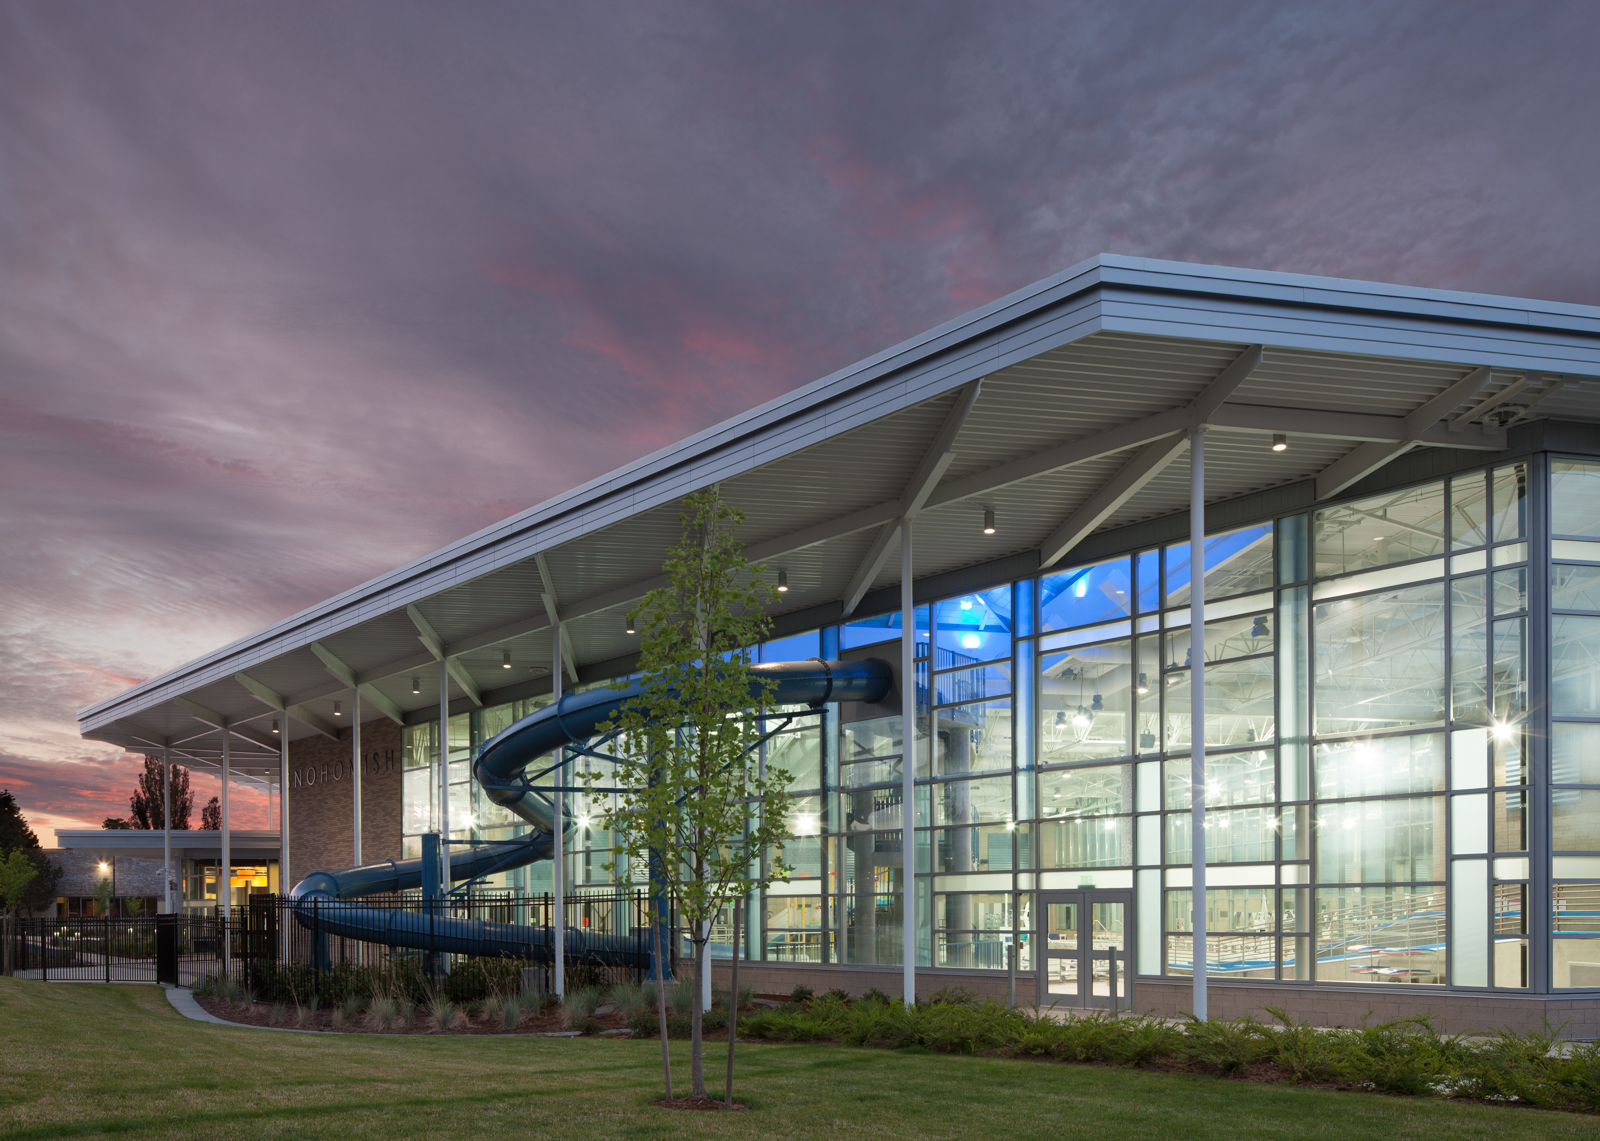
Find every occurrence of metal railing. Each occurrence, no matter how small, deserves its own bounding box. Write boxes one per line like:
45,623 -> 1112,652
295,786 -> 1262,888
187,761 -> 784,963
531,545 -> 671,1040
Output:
241,890 -> 662,994
8,913 -> 225,986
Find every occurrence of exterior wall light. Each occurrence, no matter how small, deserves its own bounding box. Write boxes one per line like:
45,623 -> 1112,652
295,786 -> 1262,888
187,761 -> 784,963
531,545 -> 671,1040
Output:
502,650 -> 512,669
1272,433 -> 1288,452
333,700 -> 342,717
777,569 -> 788,592
982,508 -> 996,535
625,614 -> 637,635
411,677 -> 421,694
271,719 -> 280,734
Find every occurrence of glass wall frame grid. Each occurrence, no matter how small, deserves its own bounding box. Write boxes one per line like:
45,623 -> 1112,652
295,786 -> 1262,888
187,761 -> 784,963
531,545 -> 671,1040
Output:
374,448 -> 1599,996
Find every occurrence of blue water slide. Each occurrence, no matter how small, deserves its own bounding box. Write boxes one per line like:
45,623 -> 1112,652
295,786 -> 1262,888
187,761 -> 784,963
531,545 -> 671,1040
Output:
287,658 -> 892,962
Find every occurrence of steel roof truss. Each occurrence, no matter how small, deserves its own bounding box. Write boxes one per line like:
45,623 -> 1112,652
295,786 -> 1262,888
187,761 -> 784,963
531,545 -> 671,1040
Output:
1315,366 -> 1493,500
535,553 -> 579,684
839,381 -> 983,617
406,605 -> 484,707
309,641 -> 407,724
233,670 -> 339,739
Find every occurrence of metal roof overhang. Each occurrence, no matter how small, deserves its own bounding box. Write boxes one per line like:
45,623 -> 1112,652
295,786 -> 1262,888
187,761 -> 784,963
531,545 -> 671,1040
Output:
77,254 -> 1600,770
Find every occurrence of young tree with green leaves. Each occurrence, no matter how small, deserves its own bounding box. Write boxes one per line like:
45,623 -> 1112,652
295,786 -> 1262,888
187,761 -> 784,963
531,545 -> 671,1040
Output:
590,488 -> 794,1104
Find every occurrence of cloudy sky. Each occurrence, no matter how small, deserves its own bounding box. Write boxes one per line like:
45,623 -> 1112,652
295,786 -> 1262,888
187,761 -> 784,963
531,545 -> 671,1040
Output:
2,0 -> 1598,842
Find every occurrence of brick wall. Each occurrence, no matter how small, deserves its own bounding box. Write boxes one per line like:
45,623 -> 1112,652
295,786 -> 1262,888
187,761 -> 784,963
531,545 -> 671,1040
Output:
50,851 -> 167,899
285,717 -> 403,887
698,962 -> 1600,1037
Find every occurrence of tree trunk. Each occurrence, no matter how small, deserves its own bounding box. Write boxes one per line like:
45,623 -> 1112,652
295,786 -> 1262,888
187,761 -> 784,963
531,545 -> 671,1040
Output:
655,917 -> 672,1099
725,894 -> 741,1106
689,931 -> 706,1099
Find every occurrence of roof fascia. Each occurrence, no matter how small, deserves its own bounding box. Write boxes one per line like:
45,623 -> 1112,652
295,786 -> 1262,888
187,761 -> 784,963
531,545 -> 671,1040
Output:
80,256 -> 1600,729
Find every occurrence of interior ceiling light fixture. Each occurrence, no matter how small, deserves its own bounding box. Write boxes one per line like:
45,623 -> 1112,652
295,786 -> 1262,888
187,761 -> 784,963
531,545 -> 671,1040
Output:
982,507 -> 996,535
1272,433 -> 1288,452
777,569 -> 788,592
502,650 -> 512,669
271,720 -> 280,734
1136,673 -> 1150,695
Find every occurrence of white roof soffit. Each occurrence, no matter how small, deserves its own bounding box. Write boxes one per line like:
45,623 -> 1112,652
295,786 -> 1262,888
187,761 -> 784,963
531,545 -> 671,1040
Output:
79,254 -> 1600,746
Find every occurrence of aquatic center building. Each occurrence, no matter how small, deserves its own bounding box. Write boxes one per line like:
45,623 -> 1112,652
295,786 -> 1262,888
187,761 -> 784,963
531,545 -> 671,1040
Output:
79,256 -> 1600,1031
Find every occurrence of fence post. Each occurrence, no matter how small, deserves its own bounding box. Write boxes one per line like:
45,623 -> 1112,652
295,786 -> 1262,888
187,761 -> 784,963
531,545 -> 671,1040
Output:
104,915 -> 111,984
313,897 -> 321,992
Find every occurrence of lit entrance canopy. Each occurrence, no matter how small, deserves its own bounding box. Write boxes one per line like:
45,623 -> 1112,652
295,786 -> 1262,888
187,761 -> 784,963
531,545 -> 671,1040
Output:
79,254 -> 1600,759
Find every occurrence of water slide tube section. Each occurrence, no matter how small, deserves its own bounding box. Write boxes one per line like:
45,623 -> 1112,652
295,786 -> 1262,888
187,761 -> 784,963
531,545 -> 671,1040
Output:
287,658 -> 892,962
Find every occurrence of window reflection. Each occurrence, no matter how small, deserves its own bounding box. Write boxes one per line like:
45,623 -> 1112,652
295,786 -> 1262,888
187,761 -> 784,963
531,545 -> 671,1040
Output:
1315,484 -> 1446,577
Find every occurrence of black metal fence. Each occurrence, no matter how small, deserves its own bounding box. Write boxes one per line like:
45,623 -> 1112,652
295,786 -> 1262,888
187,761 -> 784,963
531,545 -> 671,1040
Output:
8,913 -> 225,986
242,890 -> 664,995
7,891 -> 667,993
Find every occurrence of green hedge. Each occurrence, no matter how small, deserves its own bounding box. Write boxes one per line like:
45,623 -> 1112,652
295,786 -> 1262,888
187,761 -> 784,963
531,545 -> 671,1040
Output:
737,995 -> 1600,1113
247,955 -> 525,1007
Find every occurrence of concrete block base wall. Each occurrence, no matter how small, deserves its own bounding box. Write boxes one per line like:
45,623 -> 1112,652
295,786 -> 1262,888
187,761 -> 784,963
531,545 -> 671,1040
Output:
702,961 -> 1600,1038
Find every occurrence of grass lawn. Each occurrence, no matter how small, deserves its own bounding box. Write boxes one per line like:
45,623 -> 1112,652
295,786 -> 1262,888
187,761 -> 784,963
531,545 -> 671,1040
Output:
0,977 -> 1589,1140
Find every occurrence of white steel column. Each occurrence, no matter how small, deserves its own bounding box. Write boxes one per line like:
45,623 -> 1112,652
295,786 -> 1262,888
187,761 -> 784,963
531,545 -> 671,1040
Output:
439,670 -> 451,897
552,625 -> 565,998
221,726 -> 232,976
901,517 -> 916,1006
279,721 -> 290,890
351,690 -> 363,865
1189,427 -> 1208,1019
162,747 -> 172,913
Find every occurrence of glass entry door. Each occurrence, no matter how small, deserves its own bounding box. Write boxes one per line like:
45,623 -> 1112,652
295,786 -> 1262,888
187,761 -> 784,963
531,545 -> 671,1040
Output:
1036,890 -> 1132,1010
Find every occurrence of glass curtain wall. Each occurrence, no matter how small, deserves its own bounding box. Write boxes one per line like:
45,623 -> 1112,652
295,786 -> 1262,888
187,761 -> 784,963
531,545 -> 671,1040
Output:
384,454 -> 1600,994
1549,459 -> 1600,987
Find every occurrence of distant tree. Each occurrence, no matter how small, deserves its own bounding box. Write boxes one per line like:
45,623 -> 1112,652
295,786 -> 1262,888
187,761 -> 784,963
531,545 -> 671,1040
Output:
101,816 -> 131,829
123,757 -> 192,830
201,797 -> 221,830
1,851 -> 38,976
0,792 -> 62,933
0,790 -> 40,852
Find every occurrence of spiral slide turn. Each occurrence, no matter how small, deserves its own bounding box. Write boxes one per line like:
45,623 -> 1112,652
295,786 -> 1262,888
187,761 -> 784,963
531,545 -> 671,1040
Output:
286,658 -> 893,964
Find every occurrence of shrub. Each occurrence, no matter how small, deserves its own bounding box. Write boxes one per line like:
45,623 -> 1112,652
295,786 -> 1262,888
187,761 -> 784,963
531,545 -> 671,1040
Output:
425,990 -> 460,1033
1258,1007 -> 1347,1084
560,986 -> 602,1027
925,986 -> 979,1008
1177,1016 -> 1267,1076
669,977 -> 698,1017
789,983 -> 815,1004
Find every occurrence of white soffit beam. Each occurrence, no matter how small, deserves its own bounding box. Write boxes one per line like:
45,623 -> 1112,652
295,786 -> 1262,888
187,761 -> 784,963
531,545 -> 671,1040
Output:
1315,366 -> 1494,501
535,552 -> 579,684
170,696 -> 278,751
309,641 -> 407,725
840,380 -> 983,617
233,671 -> 339,739
406,605 -> 485,707
1036,345 -> 1263,568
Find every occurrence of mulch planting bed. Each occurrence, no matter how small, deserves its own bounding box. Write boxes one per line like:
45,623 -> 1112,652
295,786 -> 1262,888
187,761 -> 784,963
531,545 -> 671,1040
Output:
193,995 -> 633,1036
